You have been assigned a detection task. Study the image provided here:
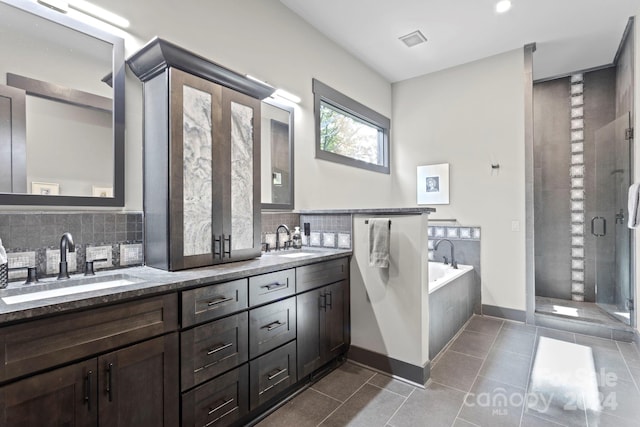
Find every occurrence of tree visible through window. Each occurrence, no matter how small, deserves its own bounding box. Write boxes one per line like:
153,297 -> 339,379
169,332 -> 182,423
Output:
320,102 -> 383,166
313,79 -> 390,174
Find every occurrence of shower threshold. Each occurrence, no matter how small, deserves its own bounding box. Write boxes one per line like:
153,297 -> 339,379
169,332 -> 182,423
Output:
535,296 -> 632,329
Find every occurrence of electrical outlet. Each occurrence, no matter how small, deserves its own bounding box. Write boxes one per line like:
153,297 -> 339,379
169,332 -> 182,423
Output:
511,220 -> 520,232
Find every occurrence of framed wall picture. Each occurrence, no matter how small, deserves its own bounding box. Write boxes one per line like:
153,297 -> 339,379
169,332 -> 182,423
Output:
92,186 -> 113,197
31,181 -> 59,195
417,163 -> 450,204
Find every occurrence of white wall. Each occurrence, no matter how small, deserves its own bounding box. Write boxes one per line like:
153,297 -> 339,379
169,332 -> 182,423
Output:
350,214 -> 430,369
391,49 -> 527,312
107,0 -> 393,211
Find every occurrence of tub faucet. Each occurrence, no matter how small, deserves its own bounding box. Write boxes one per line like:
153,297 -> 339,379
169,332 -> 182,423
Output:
434,239 -> 457,269
275,224 -> 290,250
58,232 -> 76,280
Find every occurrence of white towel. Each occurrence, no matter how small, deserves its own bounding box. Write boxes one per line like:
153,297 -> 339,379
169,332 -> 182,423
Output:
628,183 -> 640,228
368,218 -> 390,268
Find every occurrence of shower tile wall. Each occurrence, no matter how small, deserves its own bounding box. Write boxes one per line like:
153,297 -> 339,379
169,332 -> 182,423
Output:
534,67 -> 616,302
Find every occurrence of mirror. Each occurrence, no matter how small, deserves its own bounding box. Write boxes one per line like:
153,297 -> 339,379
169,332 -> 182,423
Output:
0,0 -> 124,206
261,99 -> 294,210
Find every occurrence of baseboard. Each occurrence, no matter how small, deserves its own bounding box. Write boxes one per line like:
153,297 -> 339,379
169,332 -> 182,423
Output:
634,330 -> 640,353
347,345 -> 430,385
482,304 -> 526,322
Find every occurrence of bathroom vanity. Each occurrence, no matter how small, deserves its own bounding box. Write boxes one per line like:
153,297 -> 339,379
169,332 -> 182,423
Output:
0,250 -> 350,426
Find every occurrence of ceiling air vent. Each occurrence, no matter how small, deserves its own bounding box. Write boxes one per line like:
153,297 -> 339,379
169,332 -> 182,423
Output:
399,30 -> 427,48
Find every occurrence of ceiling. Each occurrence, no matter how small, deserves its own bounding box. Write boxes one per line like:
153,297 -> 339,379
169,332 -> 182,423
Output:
279,0 -> 640,82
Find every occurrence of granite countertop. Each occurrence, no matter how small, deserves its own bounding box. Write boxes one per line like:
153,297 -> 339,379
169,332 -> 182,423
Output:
0,248 -> 352,324
297,207 -> 436,215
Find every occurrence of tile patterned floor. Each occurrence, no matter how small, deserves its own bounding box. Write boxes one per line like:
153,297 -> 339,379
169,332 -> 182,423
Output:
257,315 -> 640,427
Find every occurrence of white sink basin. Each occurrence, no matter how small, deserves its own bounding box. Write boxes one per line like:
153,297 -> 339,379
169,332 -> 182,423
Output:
276,252 -> 315,258
2,274 -> 143,305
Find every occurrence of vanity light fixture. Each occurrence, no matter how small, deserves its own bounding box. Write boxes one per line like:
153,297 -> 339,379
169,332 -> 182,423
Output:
246,75 -> 300,104
37,0 -> 69,13
495,0 -> 512,14
67,0 -> 130,28
399,30 -> 427,48
273,88 -> 301,104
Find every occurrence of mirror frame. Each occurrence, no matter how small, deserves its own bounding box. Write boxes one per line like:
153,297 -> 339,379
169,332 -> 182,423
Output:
261,98 -> 294,211
0,0 -> 125,207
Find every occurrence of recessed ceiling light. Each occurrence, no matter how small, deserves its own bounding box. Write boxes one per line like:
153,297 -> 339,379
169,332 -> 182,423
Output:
399,30 -> 427,48
495,0 -> 512,14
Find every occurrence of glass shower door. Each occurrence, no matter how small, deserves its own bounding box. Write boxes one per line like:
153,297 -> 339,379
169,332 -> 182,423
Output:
594,113 -> 633,325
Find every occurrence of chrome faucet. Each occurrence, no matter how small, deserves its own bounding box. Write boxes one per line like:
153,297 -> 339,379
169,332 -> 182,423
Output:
57,232 -> 76,280
275,224 -> 291,250
434,239 -> 457,269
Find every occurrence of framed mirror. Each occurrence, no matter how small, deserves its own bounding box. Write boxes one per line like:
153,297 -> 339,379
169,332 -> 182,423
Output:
261,99 -> 294,210
0,0 -> 125,206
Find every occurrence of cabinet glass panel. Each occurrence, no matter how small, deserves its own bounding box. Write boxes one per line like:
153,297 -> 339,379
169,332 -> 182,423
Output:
182,85 -> 213,257
230,101 -> 254,251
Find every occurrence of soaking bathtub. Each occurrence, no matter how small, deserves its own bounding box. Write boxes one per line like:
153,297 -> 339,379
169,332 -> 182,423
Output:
428,261 -> 477,359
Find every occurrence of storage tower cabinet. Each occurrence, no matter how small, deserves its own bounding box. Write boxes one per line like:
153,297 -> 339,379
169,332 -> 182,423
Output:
127,38 -> 273,271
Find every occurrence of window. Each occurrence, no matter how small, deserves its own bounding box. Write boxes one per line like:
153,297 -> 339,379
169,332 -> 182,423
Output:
313,79 -> 390,174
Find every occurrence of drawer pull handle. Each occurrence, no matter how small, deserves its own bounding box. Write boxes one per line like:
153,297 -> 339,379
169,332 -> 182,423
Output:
207,342 -> 233,355
263,320 -> 285,331
261,282 -> 287,291
207,296 -> 234,306
208,397 -> 235,415
267,367 -> 288,381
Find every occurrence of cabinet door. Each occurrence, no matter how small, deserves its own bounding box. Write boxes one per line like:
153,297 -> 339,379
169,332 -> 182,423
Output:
98,334 -> 179,427
324,281 -> 347,361
221,88 -> 262,261
296,288 -> 324,379
169,68 -> 223,270
0,359 -> 97,427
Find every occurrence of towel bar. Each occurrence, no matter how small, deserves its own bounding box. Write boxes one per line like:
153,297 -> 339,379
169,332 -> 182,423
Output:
364,220 -> 391,229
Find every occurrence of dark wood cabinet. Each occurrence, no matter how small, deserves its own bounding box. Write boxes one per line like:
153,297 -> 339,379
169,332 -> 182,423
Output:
0,359 -> 97,427
128,39 -> 270,272
181,312 -> 248,391
249,340 -> 297,410
98,333 -> 179,426
182,364 -> 249,427
297,280 -> 348,379
0,294 -> 177,383
249,296 -> 296,359
0,334 -> 179,427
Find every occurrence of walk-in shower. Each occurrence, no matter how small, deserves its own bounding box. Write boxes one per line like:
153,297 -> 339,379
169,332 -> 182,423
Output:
533,47 -> 634,330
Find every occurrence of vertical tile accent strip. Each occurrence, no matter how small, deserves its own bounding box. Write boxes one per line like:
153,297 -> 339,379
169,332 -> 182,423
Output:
182,85 -> 213,256
570,74 -> 585,302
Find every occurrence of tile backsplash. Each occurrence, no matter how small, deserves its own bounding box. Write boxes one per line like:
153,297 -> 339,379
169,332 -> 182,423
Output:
0,212 -> 144,280
261,212 -> 353,250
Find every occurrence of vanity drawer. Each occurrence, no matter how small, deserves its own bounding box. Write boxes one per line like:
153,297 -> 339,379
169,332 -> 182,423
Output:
182,278 -> 248,327
0,294 -> 178,382
296,257 -> 349,293
182,364 -> 249,427
248,269 -> 295,307
181,312 -> 249,391
249,297 -> 296,359
249,340 -> 297,410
